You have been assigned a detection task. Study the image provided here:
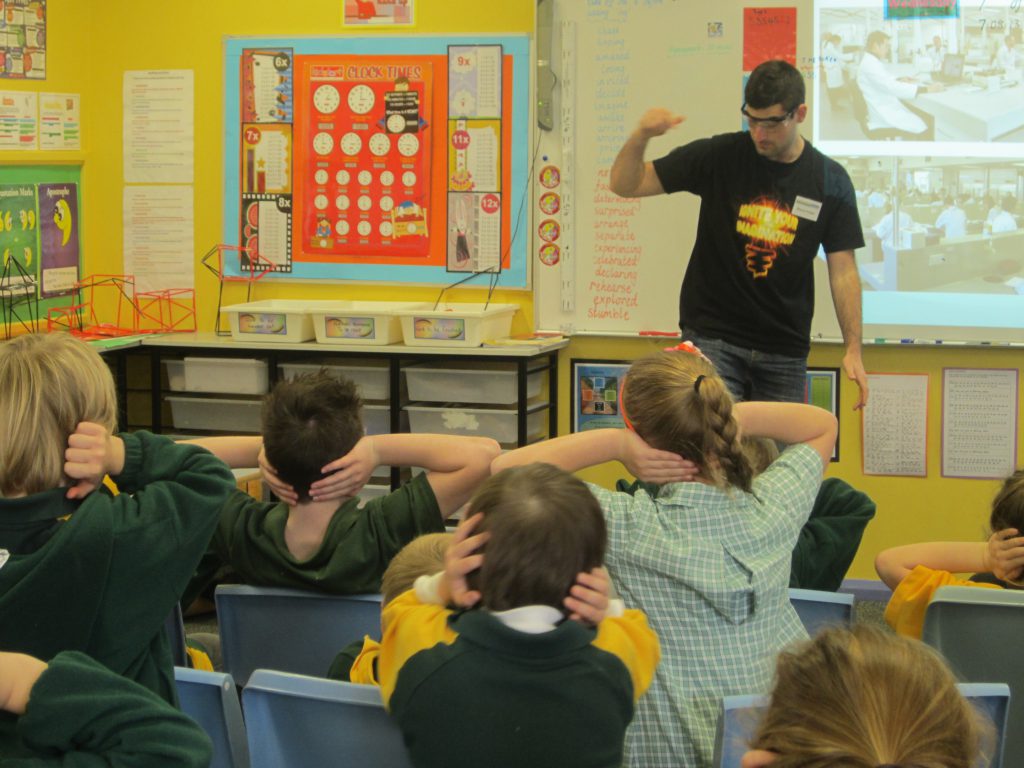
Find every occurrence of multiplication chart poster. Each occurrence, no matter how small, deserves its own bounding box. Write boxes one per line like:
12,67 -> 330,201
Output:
294,56 -> 433,260
447,45 -> 503,272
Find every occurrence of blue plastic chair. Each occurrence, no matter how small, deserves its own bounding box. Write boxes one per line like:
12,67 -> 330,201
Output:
711,684 -> 1010,768
164,603 -> 188,667
174,666 -> 250,768
788,587 -> 855,635
215,585 -> 382,685
242,669 -> 413,768
923,585 -> 1024,767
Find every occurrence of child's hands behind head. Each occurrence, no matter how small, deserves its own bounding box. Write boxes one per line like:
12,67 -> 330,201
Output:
620,429 -> 699,485
64,422 -> 124,500
985,528 -> 1024,584
308,435 -> 378,502
439,512 -> 489,608
565,567 -> 611,626
258,446 -> 298,505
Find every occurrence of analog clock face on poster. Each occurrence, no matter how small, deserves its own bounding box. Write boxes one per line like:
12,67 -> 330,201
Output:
313,84 -> 341,114
340,132 -> 362,156
313,169 -> 328,185
312,131 -> 334,155
380,170 -> 395,187
368,132 -> 391,157
397,133 -> 420,157
386,113 -> 407,133
347,84 -> 376,114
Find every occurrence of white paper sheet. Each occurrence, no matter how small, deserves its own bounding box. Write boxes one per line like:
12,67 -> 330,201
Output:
123,186 -> 194,293
123,70 -> 194,183
863,373 -> 929,476
942,368 -> 1019,479
39,92 -> 80,150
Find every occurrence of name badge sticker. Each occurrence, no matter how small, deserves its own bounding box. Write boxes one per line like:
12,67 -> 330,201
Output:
792,196 -> 823,222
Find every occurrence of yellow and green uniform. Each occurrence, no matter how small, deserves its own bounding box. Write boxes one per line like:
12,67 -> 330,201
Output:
378,587 -> 660,768
885,564 -> 1002,638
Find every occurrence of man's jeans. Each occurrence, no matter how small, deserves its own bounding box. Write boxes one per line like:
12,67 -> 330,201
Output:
681,329 -> 806,403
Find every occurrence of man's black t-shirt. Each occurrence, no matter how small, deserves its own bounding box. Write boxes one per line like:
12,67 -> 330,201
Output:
652,131 -> 864,357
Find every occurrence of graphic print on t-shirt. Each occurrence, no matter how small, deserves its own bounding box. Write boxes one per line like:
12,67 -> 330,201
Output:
734,196 -> 799,279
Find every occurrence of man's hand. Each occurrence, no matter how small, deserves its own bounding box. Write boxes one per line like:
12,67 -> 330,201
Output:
636,108 -> 685,139
564,567 -> 611,625
64,422 -> 124,500
439,512 -> 489,608
842,347 -> 869,410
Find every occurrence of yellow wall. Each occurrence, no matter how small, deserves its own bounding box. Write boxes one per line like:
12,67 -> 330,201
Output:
14,1 -> 1024,580
83,0 -> 537,332
567,337 -> 1024,578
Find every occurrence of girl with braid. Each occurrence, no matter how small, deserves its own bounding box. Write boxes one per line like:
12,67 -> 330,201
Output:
493,346 -> 837,768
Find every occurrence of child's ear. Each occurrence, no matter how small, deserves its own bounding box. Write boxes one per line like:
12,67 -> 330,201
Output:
740,749 -> 779,768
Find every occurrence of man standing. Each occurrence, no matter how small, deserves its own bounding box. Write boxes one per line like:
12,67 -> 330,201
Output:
609,60 -> 868,408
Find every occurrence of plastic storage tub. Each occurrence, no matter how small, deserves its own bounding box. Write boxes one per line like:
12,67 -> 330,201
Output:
307,301 -> 430,346
166,396 -> 262,432
164,359 -> 186,391
183,357 -> 268,394
405,362 -> 543,405
394,303 -> 518,348
221,300 -> 316,343
279,361 -> 389,401
405,404 -> 545,444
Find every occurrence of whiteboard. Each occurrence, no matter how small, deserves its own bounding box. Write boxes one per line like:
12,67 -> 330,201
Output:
534,0 -> 1024,344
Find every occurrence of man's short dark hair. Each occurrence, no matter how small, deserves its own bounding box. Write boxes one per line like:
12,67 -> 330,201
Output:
261,370 -> 363,502
744,60 -> 805,112
466,463 -> 606,613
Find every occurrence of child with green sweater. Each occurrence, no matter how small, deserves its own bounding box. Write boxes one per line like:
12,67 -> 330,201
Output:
0,333 -> 236,753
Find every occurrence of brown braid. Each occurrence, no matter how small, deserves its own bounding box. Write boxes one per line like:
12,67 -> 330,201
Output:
623,352 -> 753,492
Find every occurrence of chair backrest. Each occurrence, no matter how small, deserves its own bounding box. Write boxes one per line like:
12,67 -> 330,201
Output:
847,79 -> 870,127
923,585 -> 1024,767
788,588 -> 855,636
174,666 -> 250,768
710,684 -> 1010,768
216,585 -> 383,685
165,603 -> 188,667
243,669 -> 413,768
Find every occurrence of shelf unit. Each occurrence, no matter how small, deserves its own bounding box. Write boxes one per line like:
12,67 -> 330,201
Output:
112,332 -> 566,491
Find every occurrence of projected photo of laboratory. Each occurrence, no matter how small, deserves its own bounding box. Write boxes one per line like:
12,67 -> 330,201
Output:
841,157 -> 1023,294
815,0 -> 1024,143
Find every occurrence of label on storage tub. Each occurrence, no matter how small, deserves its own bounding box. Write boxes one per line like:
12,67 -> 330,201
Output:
325,315 -> 376,339
413,316 -> 466,341
237,312 -> 287,335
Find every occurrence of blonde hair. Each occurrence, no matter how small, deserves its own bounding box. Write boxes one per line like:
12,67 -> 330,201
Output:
0,333 -> 117,496
742,436 -> 779,476
381,533 -> 453,605
622,351 -> 753,491
750,625 -> 988,768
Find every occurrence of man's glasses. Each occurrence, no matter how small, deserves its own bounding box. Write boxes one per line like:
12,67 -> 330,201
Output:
741,104 -> 796,130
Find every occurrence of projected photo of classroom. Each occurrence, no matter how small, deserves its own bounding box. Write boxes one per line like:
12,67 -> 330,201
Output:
842,156 -> 1023,295
815,0 -> 1024,144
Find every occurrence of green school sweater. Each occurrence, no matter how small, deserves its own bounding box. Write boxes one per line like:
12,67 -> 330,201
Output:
184,472 -> 443,602
380,592 -> 660,768
0,431 -> 235,715
1,651 -> 212,766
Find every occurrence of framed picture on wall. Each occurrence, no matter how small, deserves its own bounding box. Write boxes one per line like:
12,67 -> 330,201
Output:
805,367 -> 840,462
571,359 -> 629,433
